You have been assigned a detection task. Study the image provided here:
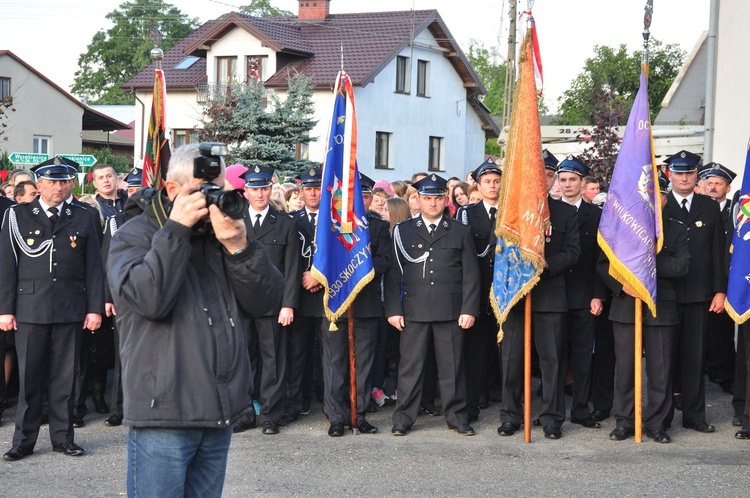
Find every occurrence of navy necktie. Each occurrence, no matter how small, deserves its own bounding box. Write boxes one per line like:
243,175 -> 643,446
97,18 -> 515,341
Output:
48,207 -> 59,226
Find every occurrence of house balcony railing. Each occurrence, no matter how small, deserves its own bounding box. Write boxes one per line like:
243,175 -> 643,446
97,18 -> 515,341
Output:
196,82 -> 268,106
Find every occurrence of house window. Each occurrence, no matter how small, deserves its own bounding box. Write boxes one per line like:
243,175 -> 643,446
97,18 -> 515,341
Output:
395,56 -> 410,94
0,77 -> 10,103
216,56 -> 237,85
246,56 -> 268,83
33,136 -> 50,155
417,60 -> 430,97
173,129 -> 200,148
174,56 -> 200,70
375,132 -> 393,169
428,136 -> 443,172
295,133 -> 310,161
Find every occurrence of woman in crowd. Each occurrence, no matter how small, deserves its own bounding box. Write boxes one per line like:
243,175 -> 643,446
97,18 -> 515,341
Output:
406,185 -> 420,217
285,185 -> 305,212
371,187 -> 390,216
468,183 -> 484,204
451,182 -> 471,213
390,180 -> 408,199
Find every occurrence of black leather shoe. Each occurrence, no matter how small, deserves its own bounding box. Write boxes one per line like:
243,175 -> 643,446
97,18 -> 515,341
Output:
232,412 -> 256,433
391,425 -> 408,436
478,396 -> 489,409
645,429 -> 671,443
300,397 -> 312,416
276,413 -> 296,427
570,416 -> 601,429
3,446 -> 33,461
543,426 -> 561,439
72,416 -> 85,428
449,424 -> 475,436
683,420 -> 715,433
53,442 -> 85,456
104,414 -> 123,427
592,409 -> 610,421
468,412 -> 479,422
420,403 -> 442,416
609,427 -> 632,441
734,429 -> 750,440
497,422 -> 519,436
532,418 -> 541,426
262,421 -> 279,435
733,415 -> 742,427
358,420 -> 378,434
328,422 -> 345,437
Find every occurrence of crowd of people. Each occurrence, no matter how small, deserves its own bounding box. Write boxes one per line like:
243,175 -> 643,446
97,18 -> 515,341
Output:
0,145 -> 748,488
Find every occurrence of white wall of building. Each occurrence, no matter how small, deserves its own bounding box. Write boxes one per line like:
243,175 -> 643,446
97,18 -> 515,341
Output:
0,55 -> 83,162
712,0 -> 750,189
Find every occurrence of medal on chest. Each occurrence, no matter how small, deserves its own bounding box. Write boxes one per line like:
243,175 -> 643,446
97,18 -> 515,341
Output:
70,236 -> 77,248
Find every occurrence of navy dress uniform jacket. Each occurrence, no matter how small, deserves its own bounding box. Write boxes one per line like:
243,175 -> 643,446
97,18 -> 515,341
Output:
351,213 -> 391,318
244,207 -> 301,315
663,193 -> 726,303
384,216 -> 480,322
0,198 -> 105,322
456,203 -> 496,308
564,200 -> 606,309
290,208 -> 324,318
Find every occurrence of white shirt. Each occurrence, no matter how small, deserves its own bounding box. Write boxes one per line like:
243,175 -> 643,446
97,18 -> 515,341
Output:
482,200 -> 499,218
561,197 -> 583,210
421,215 -> 443,232
248,205 -> 270,227
38,198 -> 60,218
671,192 -> 694,212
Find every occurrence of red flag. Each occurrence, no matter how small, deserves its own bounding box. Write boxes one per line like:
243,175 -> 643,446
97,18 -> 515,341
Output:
142,69 -> 170,188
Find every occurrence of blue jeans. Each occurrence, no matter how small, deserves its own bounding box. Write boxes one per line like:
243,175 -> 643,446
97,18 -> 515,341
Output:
127,426 -> 233,498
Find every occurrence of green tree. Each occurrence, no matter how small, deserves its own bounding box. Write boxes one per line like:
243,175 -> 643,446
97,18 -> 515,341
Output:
554,39 -> 685,125
466,40 -> 506,116
198,71 -> 318,179
240,0 -> 293,17
72,0 -> 198,104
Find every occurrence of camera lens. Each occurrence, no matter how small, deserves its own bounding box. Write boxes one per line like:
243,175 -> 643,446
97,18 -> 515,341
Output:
215,190 -> 247,220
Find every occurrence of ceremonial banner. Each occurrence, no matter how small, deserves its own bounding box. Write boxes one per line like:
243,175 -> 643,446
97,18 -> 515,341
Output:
726,140 -> 750,324
142,68 -> 170,188
597,67 -> 662,316
490,30 -> 549,341
311,71 -> 374,323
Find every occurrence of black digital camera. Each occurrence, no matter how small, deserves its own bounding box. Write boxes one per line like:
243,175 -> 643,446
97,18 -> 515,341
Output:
194,142 -> 247,220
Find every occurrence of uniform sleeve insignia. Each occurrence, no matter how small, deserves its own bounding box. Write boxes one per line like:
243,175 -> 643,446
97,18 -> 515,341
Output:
65,208 -> 72,216
32,207 -> 40,215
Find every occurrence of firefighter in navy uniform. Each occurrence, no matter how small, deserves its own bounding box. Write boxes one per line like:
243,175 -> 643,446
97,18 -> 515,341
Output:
456,159 -> 503,421
556,155 -> 607,429
385,174 -> 480,436
0,157 -> 104,461
233,165 -> 301,435
319,173 -> 390,437
283,168 -> 324,423
662,150 -> 726,433
699,162 -> 737,395
496,151 -> 581,439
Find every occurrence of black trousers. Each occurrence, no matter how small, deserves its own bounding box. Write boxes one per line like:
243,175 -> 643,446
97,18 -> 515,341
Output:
110,321 -> 124,417
674,303 -> 710,423
248,316 -> 288,424
705,310 -> 736,384
566,308 -> 596,420
464,307 -> 502,418
733,327 -> 747,419
320,317 -> 377,425
13,322 -> 80,448
591,306 -> 615,413
612,321 -> 677,431
393,320 -> 468,429
285,315 -> 319,419
500,309 -> 566,428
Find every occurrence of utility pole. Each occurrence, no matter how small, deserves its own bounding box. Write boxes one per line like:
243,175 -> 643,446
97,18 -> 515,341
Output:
501,0 -> 518,131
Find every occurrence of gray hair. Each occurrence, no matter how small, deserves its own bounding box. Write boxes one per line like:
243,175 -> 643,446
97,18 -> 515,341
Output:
166,143 -> 225,184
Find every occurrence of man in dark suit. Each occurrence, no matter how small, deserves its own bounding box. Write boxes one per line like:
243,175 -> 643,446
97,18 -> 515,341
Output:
456,159 -> 503,421
700,163 -> 737,394
556,155 -> 606,429
385,174 -> 480,436
662,150 -> 727,433
284,168 -> 323,424
320,174 -> 390,437
0,157 -> 105,461
233,165 -> 301,435
600,175 -> 690,443
0,194 -> 14,423
497,152 -> 581,439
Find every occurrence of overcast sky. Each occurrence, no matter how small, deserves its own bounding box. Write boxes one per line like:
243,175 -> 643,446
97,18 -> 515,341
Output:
2,0 -> 710,112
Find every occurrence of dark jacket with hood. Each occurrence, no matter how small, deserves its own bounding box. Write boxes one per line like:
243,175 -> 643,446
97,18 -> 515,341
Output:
107,188 -> 283,428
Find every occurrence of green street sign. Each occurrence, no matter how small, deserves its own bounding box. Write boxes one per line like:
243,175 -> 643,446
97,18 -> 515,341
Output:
9,152 -> 49,165
59,154 -> 98,168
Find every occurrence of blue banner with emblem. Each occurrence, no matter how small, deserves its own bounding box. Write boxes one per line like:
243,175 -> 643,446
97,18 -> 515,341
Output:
311,71 -> 374,324
726,139 -> 750,324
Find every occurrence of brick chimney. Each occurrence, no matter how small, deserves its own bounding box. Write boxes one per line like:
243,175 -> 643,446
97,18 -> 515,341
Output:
298,0 -> 330,20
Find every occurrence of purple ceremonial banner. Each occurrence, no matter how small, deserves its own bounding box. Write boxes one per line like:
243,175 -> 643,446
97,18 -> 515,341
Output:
597,68 -> 663,316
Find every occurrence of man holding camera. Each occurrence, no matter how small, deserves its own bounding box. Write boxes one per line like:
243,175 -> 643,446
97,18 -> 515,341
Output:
107,144 -> 283,497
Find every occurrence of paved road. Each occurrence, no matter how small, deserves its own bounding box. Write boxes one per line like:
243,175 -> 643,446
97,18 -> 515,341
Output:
1,379 -> 747,497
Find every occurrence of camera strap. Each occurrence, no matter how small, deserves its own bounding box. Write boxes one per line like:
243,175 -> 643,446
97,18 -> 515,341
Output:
153,189 -> 170,229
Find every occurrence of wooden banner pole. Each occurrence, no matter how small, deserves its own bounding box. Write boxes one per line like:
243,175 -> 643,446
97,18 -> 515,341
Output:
634,297 -> 643,443
524,293 -> 532,443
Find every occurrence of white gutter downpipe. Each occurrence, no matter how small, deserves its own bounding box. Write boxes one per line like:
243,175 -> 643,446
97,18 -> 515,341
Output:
703,0 -> 720,162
